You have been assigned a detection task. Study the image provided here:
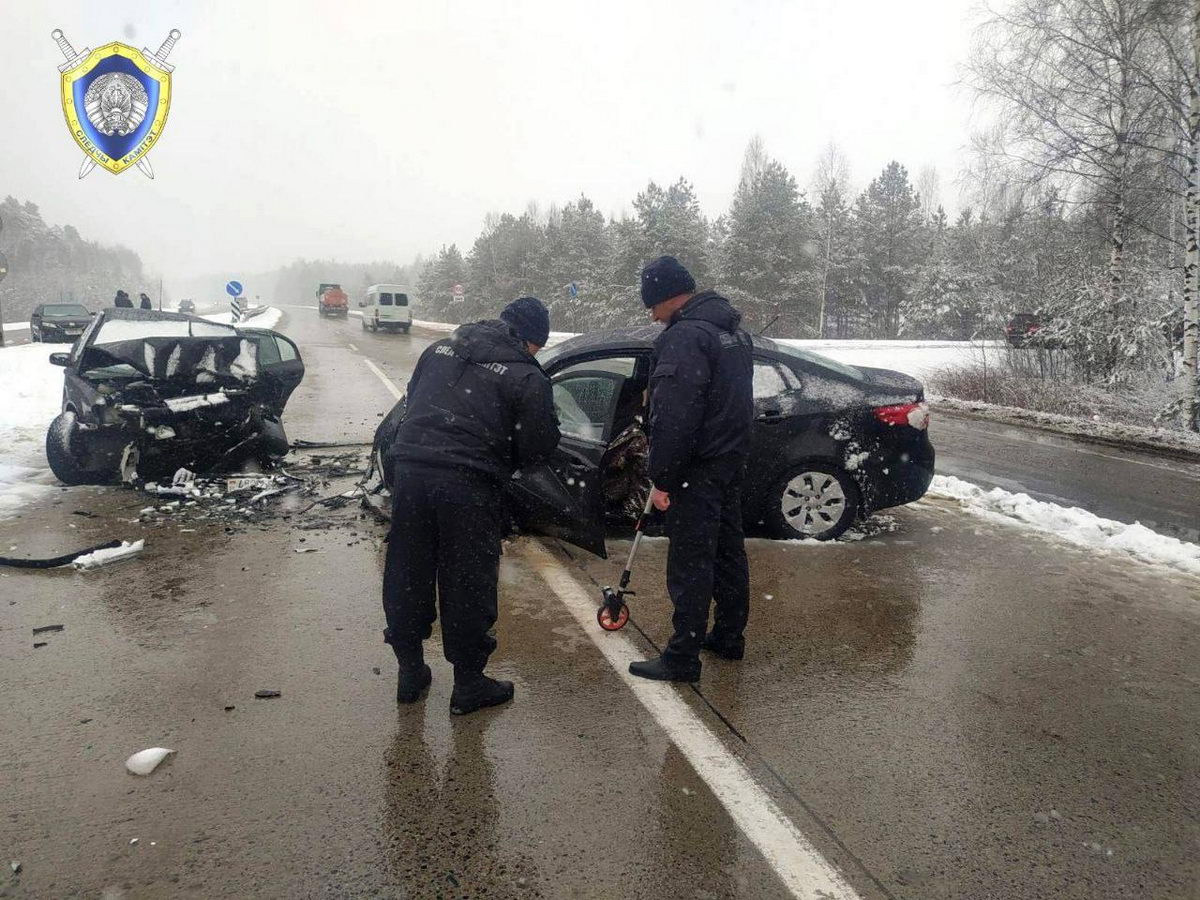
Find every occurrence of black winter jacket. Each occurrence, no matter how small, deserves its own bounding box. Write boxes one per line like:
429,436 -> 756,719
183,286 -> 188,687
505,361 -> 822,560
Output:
647,291 -> 754,492
384,320 -> 560,481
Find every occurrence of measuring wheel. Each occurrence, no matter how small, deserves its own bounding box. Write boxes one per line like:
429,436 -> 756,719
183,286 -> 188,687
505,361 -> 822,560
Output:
597,602 -> 629,631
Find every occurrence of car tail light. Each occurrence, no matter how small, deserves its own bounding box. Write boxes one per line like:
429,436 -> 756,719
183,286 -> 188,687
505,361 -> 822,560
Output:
873,401 -> 929,430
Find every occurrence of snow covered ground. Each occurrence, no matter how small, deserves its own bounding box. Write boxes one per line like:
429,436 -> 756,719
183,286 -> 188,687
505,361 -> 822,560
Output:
203,306 -> 283,330
412,320 -> 1003,383
929,474 -> 1200,578
0,344 -> 66,517
2,320 -> 30,332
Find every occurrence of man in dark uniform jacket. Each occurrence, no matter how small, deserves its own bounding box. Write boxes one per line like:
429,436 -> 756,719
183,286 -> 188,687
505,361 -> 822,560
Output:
629,256 -> 754,683
113,290 -> 133,308
382,297 -> 560,714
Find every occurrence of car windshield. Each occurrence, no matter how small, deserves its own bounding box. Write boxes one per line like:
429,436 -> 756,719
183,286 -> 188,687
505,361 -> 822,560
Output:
42,304 -> 89,316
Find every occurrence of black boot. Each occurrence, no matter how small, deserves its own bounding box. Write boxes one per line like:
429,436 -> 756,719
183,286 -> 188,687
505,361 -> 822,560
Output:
450,675 -> 514,715
628,654 -> 701,682
397,664 -> 432,703
702,632 -> 745,661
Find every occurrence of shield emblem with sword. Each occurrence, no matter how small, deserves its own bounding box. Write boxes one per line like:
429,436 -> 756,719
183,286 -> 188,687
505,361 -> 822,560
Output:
51,28 -> 181,179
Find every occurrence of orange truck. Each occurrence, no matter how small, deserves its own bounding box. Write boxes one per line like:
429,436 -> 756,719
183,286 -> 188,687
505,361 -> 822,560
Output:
316,283 -> 349,317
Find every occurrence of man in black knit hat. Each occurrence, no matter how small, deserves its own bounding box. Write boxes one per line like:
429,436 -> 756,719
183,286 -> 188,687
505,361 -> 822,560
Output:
381,296 -> 560,714
630,256 -> 754,683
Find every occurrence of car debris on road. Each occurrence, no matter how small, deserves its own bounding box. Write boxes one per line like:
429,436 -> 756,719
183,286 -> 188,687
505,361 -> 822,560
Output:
125,747 -> 175,776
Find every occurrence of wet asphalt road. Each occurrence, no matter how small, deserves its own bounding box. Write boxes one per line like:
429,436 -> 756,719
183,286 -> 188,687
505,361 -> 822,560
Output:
1,309 -> 1198,899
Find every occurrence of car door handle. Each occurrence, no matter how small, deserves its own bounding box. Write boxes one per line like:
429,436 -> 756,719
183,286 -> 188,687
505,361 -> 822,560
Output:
756,409 -> 784,422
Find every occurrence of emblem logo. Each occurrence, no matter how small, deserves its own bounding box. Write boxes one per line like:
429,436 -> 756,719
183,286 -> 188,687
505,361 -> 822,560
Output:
51,28 -> 181,179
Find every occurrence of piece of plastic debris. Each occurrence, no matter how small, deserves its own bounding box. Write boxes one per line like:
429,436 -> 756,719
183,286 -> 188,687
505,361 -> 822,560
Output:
223,705 -> 235,711
125,747 -> 175,776
294,547 -> 318,553
32,624 -> 64,635
10,861 -> 20,874
129,838 -> 139,845
73,540 -> 145,570
372,667 -> 381,675
33,642 -> 47,649
254,689 -> 281,699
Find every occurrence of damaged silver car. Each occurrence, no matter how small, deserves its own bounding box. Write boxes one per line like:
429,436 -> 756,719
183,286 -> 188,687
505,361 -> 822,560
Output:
44,308 -> 305,485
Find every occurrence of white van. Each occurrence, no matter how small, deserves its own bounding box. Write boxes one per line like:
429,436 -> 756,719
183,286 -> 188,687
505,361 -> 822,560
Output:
360,284 -> 412,333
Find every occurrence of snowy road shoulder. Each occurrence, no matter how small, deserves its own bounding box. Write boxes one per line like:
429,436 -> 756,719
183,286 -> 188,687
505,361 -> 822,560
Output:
0,344 -> 66,517
928,474 -> 1200,578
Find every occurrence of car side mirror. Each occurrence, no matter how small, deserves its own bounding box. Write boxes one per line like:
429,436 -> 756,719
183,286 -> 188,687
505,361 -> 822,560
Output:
49,352 -> 70,367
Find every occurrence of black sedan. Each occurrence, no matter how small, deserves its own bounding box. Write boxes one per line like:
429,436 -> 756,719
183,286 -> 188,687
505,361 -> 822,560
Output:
30,303 -> 94,343
376,325 -> 935,558
504,326 -> 935,556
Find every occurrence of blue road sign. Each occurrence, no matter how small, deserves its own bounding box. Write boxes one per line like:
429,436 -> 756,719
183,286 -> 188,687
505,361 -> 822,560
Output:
225,280 -> 243,297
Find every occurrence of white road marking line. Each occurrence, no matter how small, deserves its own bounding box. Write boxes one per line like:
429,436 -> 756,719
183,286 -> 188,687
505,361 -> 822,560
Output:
362,357 -> 403,400
347,343 -> 359,352
520,540 -> 862,900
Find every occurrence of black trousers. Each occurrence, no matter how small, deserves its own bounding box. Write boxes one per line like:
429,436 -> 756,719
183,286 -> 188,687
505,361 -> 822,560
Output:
382,464 -> 502,680
663,455 -> 750,661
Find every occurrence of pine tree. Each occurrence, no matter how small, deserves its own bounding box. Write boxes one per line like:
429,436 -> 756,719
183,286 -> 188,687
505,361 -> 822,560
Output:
852,163 -> 925,337
720,152 -> 817,332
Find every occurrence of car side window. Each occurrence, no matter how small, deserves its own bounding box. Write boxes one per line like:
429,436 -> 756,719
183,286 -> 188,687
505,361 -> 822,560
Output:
552,372 -> 625,443
275,335 -> 298,361
753,361 -> 790,400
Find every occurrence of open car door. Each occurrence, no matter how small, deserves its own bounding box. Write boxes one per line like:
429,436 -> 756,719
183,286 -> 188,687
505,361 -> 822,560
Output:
506,367 -> 635,559
240,329 -> 305,412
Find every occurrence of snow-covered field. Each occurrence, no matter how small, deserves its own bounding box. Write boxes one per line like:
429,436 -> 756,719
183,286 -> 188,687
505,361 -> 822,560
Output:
0,344 -> 64,517
929,475 -> 1200,578
412,320 -> 1003,384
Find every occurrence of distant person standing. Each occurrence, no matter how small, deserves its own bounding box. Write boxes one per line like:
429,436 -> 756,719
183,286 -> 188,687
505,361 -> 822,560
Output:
381,297 -> 560,715
139,292 -> 153,310
113,290 -> 132,308
629,256 -> 754,683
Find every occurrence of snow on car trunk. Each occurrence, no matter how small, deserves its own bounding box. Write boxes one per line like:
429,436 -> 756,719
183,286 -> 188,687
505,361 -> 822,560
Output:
0,345 -> 68,517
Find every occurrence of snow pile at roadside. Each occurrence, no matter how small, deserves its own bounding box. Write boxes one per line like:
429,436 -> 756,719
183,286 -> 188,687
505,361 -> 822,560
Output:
203,307 -> 283,330
0,345 -> 65,517
1,320 -> 30,332
929,474 -> 1200,577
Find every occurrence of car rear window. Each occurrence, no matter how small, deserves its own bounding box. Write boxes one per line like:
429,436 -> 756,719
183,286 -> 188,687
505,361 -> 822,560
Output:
42,304 -> 90,316
379,293 -> 393,306
771,343 -> 863,381
395,293 -> 409,307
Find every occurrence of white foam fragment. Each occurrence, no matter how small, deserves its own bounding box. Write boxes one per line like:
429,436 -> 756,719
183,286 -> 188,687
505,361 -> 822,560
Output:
125,747 -> 174,776
928,475 -> 1200,577
73,539 -> 145,570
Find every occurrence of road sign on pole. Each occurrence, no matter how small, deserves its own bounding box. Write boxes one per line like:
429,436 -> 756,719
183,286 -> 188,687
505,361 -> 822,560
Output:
225,280 -> 243,297
452,283 -> 464,303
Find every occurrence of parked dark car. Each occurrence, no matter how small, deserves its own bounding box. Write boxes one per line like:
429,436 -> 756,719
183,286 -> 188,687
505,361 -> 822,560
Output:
29,303 -> 94,343
44,308 -> 304,485
177,299 -> 197,314
374,326 -> 935,557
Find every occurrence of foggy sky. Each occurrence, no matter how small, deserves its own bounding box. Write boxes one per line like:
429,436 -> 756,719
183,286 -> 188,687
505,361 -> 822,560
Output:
3,1 -> 985,298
